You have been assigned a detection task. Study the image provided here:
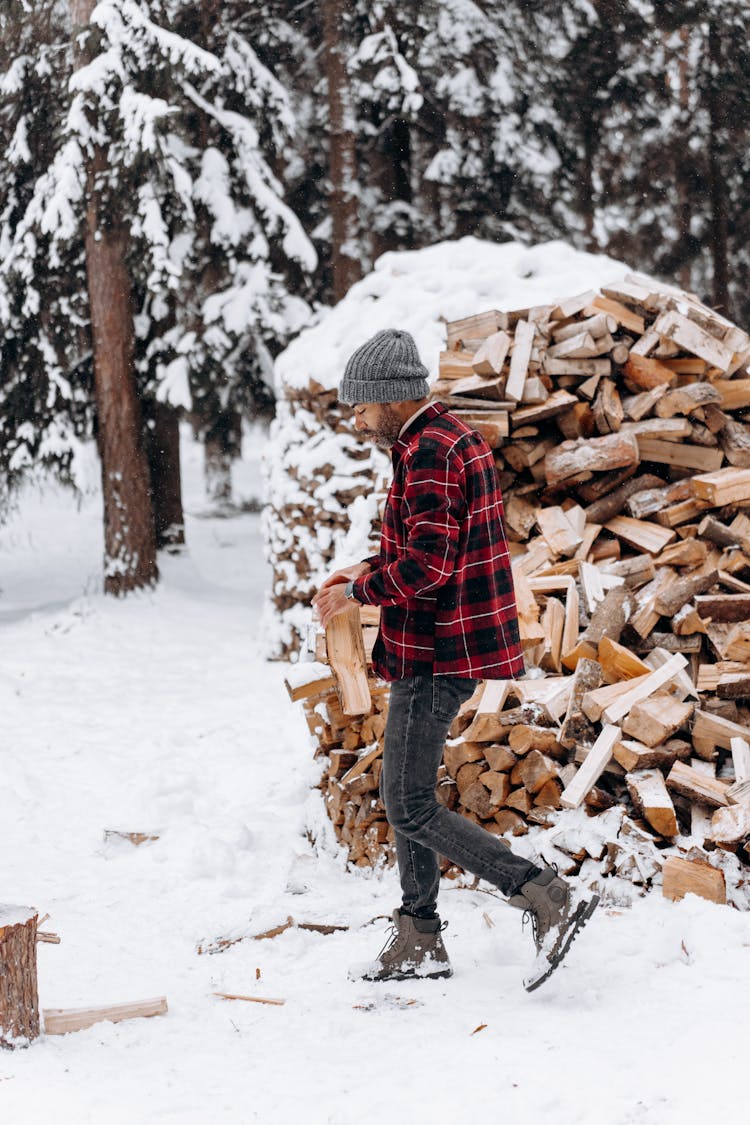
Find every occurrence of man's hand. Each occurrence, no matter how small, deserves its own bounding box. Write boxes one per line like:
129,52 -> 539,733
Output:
311,581 -> 352,628
317,560 -> 371,591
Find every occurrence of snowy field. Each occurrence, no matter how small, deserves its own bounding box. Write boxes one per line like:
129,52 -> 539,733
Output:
2,429 -> 749,1125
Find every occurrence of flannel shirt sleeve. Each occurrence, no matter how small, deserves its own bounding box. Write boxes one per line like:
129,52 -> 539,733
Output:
353,440 -> 466,606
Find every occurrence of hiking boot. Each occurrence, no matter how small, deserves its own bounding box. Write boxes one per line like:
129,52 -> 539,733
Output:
349,909 -> 452,982
509,867 -> 599,992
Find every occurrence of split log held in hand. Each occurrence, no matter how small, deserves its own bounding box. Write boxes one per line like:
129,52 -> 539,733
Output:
0,906 -> 40,1049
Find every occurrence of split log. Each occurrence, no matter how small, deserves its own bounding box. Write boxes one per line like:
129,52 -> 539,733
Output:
0,906 -> 40,1049
662,856 -> 726,904
325,607 -> 371,716
43,997 -> 168,1036
724,623 -> 750,662
545,431 -> 640,487
597,636 -> 651,684
691,467 -> 750,507
562,585 -> 630,670
507,725 -> 563,758
614,737 -> 691,772
626,770 -> 678,837
472,330 -> 511,375
621,695 -> 693,748
604,516 -> 675,556
691,709 -> 750,758
560,724 -> 620,809
584,473 -> 665,525
730,737 -> 750,784
510,750 -> 558,795
654,382 -> 722,417
505,319 -> 535,401
653,571 -> 720,620
557,658 -> 603,750
666,761 -> 731,808
710,803 -> 750,849
694,594 -> 750,622
622,354 -> 677,391
600,653 -> 688,724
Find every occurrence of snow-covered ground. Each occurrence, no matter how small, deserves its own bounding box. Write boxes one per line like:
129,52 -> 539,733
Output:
2,429 -> 749,1125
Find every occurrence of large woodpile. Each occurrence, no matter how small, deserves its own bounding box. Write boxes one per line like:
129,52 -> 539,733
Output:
287,272 -> 750,909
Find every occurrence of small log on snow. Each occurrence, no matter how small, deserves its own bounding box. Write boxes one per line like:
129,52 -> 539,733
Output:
43,996 -> 168,1036
662,856 -> 726,905
214,992 -> 285,1006
0,906 -> 40,1049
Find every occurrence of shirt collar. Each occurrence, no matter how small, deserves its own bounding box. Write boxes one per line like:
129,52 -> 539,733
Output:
391,401 -> 447,462
398,401 -> 434,438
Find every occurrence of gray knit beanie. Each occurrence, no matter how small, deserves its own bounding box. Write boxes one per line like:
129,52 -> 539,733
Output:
338,329 -> 430,404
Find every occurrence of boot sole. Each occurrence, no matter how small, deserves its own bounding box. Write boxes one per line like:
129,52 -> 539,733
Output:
523,894 -> 599,993
360,967 -> 453,983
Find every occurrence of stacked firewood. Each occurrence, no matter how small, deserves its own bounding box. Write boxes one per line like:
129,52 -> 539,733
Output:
286,272 -> 750,908
263,386 -> 389,656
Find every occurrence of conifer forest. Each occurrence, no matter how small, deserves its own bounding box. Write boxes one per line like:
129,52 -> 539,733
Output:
1,1 -> 749,591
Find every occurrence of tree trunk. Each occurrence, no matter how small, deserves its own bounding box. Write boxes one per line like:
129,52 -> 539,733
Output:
371,118 -> 413,260
204,411 -> 242,504
321,0 -> 362,301
0,906 -> 39,1049
72,0 -> 158,593
147,404 -> 185,551
707,19 -> 729,314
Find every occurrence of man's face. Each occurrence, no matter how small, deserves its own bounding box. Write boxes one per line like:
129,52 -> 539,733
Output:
352,402 -> 402,448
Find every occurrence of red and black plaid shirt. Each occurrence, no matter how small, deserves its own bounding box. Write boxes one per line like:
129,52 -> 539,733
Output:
352,402 -> 525,681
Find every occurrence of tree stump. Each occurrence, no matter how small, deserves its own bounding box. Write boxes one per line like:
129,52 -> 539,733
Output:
0,906 -> 40,1049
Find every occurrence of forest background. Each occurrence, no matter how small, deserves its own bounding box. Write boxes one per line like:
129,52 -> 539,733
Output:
1,0 -> 749,593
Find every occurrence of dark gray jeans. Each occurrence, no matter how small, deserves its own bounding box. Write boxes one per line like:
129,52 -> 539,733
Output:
382,675 -> 540,917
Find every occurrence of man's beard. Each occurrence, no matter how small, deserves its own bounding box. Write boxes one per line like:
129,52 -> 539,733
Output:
360,404 -> 402,448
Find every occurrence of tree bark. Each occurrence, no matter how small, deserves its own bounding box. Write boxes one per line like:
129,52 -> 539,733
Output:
147,404 -> 185,550
0,906 -> 39,1049
72,0 -> 158,593
707,19 -> 729,314
321,0 -> 362,301
371,118 -> 412,260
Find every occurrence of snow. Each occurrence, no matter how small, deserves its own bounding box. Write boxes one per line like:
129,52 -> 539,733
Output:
275,237 -> 631,396
2,426 -> 749,1124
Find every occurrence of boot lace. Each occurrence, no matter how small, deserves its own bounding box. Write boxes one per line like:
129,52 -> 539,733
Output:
375,920 -> 399,961
521,909 -> 539,947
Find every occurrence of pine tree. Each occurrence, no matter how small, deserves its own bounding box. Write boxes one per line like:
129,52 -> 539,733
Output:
1,1 -> 316,569
0,1 -> 91,500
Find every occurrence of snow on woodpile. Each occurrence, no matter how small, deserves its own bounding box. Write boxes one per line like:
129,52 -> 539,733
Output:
262,237 -> 631,656
283,252 -> 750,910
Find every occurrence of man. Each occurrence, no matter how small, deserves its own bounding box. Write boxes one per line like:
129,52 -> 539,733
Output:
313,328 -> 597,992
